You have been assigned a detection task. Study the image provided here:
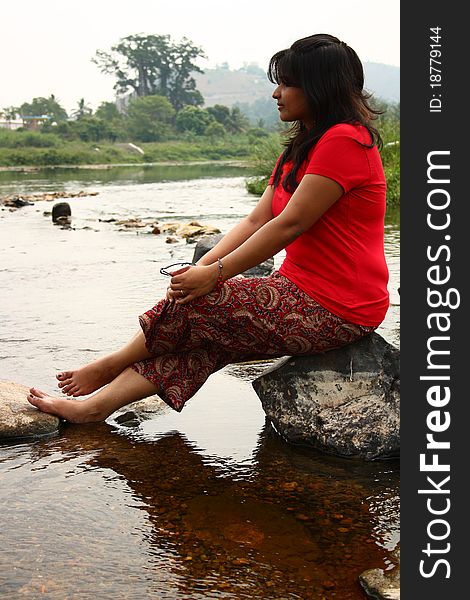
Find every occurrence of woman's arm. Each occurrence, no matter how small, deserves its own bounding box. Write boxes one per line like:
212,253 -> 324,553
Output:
196,184 -> 275,266
170,173 -> 343,303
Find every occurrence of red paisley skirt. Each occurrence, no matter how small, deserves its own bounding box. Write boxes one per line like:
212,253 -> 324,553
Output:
131,272 -> 375,412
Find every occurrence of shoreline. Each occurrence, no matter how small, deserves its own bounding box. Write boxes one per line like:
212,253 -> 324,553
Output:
0,159 -> 250,173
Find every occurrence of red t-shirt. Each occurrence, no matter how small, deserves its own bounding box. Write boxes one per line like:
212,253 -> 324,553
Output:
269,123 -> 389,326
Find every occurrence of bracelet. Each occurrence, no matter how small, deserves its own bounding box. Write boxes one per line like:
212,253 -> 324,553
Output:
217,257 -> 224,284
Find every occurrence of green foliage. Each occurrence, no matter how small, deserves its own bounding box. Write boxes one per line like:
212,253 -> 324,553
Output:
176,106 -> 214,135
126,95 -> 175,142
0,141 -> 141,167
245,176 -> 269,195
206,104 -> 249,133
248,133 -> 283,177
244,133 -> 282,196
247,127 -> 270,142
376,101 -> 400,209
226,106 -> 250,133
72,98 -> 93,120
19,95 -> 68,122
205,121 -> 226,139
141,136 -> 252,161
206,104 -> 230,126
95,101 -> 122,122
70,117 -> 118,142
1,106 -> 18,121
0,129 -> 59,148
93,34 -> 206,111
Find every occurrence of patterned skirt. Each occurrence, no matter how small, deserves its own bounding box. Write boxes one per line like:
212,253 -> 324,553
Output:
131,272 -> 375,412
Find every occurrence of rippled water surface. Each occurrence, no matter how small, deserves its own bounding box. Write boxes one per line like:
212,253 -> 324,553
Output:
0,164 -> 400,599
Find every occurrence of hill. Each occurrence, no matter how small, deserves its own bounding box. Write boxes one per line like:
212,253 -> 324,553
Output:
194,62 -> 399,119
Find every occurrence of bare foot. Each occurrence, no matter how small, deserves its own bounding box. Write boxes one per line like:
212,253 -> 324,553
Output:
27,388 -> 104,423
56,355 -> 122,397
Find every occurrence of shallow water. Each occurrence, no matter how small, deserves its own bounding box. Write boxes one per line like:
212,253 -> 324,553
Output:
0,164 -> 400,599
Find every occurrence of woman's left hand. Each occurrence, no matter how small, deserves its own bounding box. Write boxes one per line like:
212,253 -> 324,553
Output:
167,264 -> 219,304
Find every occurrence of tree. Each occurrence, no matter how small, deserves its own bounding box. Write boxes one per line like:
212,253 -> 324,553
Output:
19,95 -> 68,122
93,34 -> 206,111
207,104 -> 231,127
72,98 -> 93,120
226,106 -> 250,133
70,117 -> 117,142
175,106 -> 214,136
1,106 -> 18,121
205,121 -> 226,140
126,95 -> 175,142
95,101 -> 122,122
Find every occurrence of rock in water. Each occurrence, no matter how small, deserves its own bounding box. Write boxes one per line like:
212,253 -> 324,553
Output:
0,380 -> 60,440
192,234 -> 274,277
359,545 -> 400,599
52,202 -> 71,223
252,333 -> 399,460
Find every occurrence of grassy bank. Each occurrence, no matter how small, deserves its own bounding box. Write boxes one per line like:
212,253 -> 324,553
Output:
0,130 -> 253,167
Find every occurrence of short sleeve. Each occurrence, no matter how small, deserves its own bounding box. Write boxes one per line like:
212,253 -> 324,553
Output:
305,127 -> 371,193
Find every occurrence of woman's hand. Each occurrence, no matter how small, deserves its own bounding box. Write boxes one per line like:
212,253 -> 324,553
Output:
166,264 -> 219,304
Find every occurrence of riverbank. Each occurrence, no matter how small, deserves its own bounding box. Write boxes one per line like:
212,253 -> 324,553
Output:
0,134 -> 255,168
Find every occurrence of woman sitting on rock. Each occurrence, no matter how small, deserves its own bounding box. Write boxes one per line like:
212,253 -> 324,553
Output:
28,34 -> 390,423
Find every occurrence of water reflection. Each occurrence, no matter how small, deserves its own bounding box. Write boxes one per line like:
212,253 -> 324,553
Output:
1,412 -> 398,599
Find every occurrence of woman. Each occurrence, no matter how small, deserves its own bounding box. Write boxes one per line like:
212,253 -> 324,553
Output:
27,34 -> 389,423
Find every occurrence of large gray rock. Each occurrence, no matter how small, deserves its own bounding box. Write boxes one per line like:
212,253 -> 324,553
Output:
360,545 -> 400,600
0,380 -> 60,440
192,234 -> 274,277
252,333 -> 399,460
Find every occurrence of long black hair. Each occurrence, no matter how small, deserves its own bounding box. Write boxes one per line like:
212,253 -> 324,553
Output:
268,34 -> 382,192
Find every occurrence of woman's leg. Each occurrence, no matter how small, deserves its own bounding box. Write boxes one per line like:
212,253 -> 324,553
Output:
57,330 -> 153,397
29,366 -> 159,423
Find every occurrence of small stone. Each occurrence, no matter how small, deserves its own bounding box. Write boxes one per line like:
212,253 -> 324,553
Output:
282,482 -> 298,491
232,558 -> 250,566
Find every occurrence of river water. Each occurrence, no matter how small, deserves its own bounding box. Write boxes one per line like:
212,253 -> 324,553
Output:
0,164 -> 400,599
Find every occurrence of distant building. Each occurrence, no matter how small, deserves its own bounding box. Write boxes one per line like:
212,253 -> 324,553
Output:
20,115 -> 52,130
0,119 -> 23,130
0,115 -> 53,131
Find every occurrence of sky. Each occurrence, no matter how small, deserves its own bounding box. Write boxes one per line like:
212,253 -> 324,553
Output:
1,0 -> 399,114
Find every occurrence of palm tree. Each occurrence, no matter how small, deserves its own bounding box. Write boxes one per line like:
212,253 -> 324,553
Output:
72,98 -> 93,120
2,106 -> 18,122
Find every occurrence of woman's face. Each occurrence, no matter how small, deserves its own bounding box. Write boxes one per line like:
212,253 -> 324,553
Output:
272,82 -> 313,128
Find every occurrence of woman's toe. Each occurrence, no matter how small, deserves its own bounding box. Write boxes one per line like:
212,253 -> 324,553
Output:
57,371 -> 72,382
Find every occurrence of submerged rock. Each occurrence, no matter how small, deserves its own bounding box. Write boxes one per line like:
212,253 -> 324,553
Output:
252,333 -> 400,460
360,545 -> 400,600
0,380 -> 60,440
192,234 -> 274,277
110,396 -> 167,427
